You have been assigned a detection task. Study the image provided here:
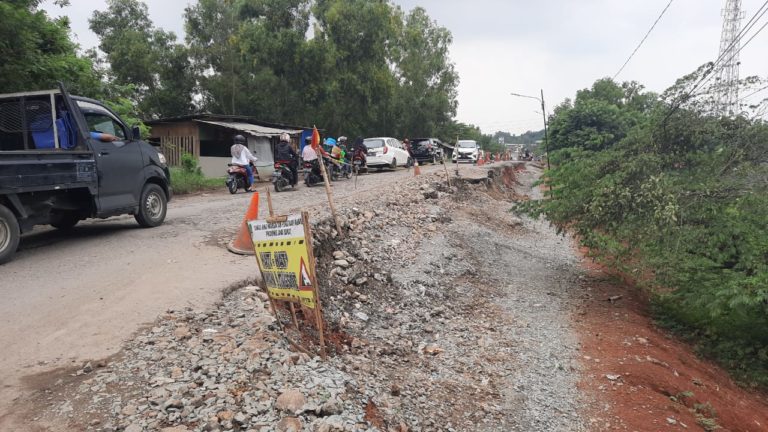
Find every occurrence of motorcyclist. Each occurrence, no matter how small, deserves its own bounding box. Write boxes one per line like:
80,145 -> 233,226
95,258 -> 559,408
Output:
230,134 -> 258,191
302,135 -> 322,179
276,133 -> 299,186
336,136 -> 351,176
352,137 -> 367,169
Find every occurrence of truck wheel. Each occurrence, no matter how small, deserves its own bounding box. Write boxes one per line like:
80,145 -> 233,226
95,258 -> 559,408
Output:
50,211 -> 80,230
135,184 -> 167,228
0,204 -> 20,265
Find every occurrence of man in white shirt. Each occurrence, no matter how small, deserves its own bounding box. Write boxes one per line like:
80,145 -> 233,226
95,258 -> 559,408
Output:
301,138 -> 318,162
230,135 -> 258,190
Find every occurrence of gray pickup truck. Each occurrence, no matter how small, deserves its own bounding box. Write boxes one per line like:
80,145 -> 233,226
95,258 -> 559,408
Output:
0,86 -> 171,264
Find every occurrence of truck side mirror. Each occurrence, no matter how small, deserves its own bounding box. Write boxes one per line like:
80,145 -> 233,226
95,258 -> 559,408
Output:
131,125 -> 141,140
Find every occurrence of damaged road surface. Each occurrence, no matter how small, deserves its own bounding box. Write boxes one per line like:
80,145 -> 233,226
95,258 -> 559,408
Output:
11,162 -> 591,431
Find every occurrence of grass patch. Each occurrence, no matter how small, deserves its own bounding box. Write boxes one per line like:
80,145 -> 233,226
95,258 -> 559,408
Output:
169,153 -> 223,195
170,167 -> 223,195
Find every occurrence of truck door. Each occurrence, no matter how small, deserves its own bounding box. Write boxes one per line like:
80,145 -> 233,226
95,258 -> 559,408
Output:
77,102 -> 144,213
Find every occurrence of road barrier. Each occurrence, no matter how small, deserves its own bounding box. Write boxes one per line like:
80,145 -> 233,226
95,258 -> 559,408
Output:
227,192 -> 260,255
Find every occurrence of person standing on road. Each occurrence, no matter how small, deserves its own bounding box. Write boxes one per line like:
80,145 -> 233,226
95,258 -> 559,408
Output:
276,133 -> 299,186
402,138 -> 413,169
230,134 -> 258,191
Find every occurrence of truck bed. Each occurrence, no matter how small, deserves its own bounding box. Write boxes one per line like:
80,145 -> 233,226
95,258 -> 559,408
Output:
0,150 -> 97,194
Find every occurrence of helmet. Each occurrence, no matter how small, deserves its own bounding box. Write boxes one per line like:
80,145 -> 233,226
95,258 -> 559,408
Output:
326,138 -> 337,146
338,136 -> 347,143
234,134 -> 246,144
279,132 -> 290,142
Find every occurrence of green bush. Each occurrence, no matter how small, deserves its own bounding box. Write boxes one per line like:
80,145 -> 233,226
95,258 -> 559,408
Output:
519,77 -> 768,388
171,153 -> 221,194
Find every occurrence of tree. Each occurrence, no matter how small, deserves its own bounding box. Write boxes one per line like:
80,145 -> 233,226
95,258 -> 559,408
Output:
0,0 -> 99,94
90,0 -> 195,118
392,7 -> 458,138
311,0 -> 401,137
547,78 -> 654,153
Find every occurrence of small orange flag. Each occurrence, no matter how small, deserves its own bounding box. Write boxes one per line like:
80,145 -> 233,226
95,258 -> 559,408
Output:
311,126 -> 328,156
311,126 -> 321,151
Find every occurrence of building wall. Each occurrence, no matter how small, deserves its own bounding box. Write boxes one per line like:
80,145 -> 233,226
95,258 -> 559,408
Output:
199,157 -> 230,178
149,121 -> 200,142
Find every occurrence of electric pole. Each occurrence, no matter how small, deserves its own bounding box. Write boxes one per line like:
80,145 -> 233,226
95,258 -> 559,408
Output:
715,0 -> 744,116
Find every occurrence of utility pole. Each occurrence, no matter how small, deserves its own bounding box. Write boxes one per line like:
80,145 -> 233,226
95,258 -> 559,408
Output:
540,89 -> 551,172
715,0 -> 744,116
510,91 -> 550,171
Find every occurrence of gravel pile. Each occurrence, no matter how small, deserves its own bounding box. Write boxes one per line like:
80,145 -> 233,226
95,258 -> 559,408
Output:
33,164 -> 586,431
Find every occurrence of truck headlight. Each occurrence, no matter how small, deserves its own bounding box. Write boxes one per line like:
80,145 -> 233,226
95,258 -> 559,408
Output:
158,152 -> 167,165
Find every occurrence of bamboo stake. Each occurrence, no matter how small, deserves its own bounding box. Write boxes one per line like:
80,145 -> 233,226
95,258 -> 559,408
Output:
317,152 -> 344,239
265,186 -> 274,217
303,211 -> 327,358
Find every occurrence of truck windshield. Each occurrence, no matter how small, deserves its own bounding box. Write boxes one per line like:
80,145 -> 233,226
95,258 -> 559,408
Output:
77,101 -> 126,140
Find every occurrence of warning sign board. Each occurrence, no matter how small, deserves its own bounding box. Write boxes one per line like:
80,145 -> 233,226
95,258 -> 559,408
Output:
248,214 -> 317,309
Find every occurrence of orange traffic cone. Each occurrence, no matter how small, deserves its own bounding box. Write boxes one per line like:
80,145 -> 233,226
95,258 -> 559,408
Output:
413,159 -> 421,176
227,192 -> 260,255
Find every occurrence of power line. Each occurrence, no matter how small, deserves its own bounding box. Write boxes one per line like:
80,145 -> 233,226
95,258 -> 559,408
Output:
691,17 -> 768,98
613,0 -> 675,80
738,84 -> 768,102
661,2 -> 768,120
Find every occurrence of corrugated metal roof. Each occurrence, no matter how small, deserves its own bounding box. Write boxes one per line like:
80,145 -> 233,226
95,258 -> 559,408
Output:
194,120 -> 303,137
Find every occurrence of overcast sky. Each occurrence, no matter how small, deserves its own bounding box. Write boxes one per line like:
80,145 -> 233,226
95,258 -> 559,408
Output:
43,0 -> 768,134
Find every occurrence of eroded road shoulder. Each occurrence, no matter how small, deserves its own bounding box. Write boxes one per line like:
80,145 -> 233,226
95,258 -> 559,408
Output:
15,163 -> 591,431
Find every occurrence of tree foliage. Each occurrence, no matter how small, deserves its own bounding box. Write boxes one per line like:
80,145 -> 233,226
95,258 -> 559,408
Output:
0,0 -> 99,94
522,74 -> 768,387
90,0 -> 195,118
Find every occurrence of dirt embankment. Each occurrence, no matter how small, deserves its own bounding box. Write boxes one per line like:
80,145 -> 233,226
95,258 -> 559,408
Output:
574,257 -> 768,432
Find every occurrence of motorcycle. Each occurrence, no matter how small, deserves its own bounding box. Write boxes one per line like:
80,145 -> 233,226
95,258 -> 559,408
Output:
352,148 -> 368,174
226,162 -> 257,194
327,156 -> 351,180
303,160 -> 323,187
272,161 -> 296,192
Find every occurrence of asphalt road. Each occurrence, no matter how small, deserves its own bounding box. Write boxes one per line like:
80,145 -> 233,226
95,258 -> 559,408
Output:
0,163 -> 454,414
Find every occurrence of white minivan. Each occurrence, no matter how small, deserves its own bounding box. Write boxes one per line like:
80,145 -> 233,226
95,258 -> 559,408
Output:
364,137 -> 412,170
452,140 -> 479,163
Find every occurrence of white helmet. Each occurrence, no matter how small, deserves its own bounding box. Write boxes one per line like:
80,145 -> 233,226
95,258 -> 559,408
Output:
279,133 -> 290,142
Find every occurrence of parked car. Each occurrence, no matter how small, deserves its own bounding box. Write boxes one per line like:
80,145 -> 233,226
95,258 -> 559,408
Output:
0,85 -> 171,264
363,137 -> 412,170
409,138 -> 444,164
452,140 -> 479,163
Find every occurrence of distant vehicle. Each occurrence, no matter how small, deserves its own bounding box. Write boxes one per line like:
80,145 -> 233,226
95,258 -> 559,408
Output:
0,85 -> 171,264
409,138 -> 444,164
452,140 -> 479,164
363,137 -> 412,170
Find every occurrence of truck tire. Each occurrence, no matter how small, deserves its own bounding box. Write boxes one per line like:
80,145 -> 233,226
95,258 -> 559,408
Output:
0,204 -> 20,265
50,211 -> 80,230
135,184 -> 167,228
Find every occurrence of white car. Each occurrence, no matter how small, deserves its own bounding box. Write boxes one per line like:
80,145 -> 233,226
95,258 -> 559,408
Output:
364,137 -> 412,169
452,140 -> 479,163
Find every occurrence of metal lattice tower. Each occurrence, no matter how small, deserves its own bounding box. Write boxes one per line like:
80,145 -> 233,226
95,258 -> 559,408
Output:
715,0 -> 744,115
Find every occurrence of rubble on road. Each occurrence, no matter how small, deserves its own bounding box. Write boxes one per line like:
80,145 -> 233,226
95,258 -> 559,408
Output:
29,164 -> 586,431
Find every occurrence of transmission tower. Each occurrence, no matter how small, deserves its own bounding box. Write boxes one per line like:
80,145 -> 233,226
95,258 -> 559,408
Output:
715,0 -> 744,115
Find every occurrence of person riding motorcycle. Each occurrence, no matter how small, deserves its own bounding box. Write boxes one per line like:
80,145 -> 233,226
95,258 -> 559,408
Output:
352,136 -> 367,169
275,133 -> 299,186
230,135 -> 258,191
302,135 -> 323,180
335,136 -> 352,176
